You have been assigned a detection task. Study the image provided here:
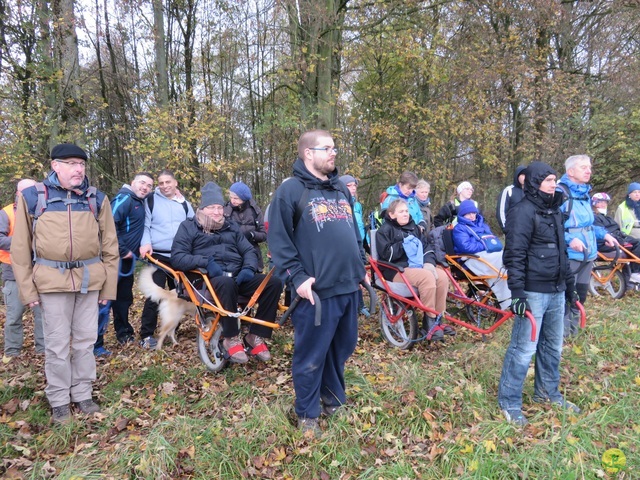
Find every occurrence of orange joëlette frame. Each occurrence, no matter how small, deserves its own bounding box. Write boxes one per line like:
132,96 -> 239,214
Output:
143,254 -> 281,343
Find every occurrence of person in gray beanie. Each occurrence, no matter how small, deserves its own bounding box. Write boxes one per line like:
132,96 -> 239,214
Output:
172,182 -> 282,364
223,181 -> 267,271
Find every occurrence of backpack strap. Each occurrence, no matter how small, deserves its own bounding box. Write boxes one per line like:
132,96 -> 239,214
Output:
31,182 -> 101,294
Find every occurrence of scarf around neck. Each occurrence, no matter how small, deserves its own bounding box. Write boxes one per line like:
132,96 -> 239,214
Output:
196,209 -> 224,233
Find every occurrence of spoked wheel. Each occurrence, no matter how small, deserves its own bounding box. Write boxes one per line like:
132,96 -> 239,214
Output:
196,310 -> 228,373
379,293 -> 418,350
464,283 -> 501,330
589,269 -> 626,299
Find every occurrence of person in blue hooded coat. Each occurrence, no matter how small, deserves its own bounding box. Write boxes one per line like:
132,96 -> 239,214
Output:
452,200 -> 511,309
380,171 -> 427,231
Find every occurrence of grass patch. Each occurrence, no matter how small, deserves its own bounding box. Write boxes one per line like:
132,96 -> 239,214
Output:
0,292 -> 638,478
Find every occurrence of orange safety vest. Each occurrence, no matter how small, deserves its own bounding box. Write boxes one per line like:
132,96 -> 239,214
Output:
0,203 -> 15,264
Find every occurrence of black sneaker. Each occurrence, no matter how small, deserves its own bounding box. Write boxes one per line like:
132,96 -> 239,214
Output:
534,396 -> 581,414
501,408 -> 528,426
74,399 -> 101,414
118,335 -> 135,345
139,336 -> 158,349
52,404 -> 71,424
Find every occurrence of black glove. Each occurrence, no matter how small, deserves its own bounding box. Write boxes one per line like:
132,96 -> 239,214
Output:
236,268 -> 254,285
206,258 -> 223,278
511,297 -> 530,316
244,231 -> 255,242
567,290 -> 579,307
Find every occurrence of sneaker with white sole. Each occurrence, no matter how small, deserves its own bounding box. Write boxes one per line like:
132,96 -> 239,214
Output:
501,408 -> 528,426
630,272 -> 640,284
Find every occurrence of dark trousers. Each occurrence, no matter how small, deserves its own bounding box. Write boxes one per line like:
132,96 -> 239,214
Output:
96,258 -> 136,348
209,274 -> 283,338
112,258 -> 136,342
291,291 -> 358,419
139,254 -> 176,339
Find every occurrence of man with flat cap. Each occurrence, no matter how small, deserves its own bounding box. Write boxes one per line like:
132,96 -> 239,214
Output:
11,143 -> 119,424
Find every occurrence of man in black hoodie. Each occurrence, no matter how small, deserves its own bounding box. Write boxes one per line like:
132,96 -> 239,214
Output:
95,173 -> 154,353
268,130 -> 366,436
495,165 -> 526,234
498,161 -> 579,426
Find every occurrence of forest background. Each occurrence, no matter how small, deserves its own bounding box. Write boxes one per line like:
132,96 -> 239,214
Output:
1,0 -> 640,217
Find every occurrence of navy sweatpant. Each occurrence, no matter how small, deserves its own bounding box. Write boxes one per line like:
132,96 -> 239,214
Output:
292,291 -> 358,419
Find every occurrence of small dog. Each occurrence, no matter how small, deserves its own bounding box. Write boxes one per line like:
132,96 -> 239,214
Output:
137,266 -> 197,349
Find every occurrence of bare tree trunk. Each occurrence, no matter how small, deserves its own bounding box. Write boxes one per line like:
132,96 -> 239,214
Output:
153,0 -> 169,105
286,0 -> 347,130
52,0 -> 83,139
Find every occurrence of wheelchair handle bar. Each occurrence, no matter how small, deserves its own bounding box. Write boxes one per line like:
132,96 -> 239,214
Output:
279,291 -> 322,326
360,279 -> 377,315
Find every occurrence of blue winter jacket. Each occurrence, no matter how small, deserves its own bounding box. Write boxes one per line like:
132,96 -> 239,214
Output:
452,213 -> 494,254
381,185 -> 426,230
558,175 -> 607,262
110,185 -> 147,258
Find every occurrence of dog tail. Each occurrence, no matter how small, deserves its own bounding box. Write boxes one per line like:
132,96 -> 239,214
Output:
138,266 -> 171,303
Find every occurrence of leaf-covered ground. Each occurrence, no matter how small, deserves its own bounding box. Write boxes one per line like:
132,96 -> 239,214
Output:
0,287 -> 638,479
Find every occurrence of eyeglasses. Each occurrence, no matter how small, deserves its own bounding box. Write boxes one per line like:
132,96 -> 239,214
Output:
56,159 -> 86,167
309,147 -> 338,154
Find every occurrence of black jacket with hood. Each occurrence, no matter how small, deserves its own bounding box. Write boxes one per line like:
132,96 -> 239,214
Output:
267,158 -> 366,300
503,161 -> 575,298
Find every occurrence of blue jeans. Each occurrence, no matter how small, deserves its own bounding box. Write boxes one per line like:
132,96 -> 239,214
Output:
498,290 -> 565,411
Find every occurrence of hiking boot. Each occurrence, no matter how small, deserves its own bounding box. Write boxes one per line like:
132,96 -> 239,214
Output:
139,336 -> 158,349
74,399 -> 101,414
93,346 -> 112,357
423,315 -> 444,341
52,404 -> 71,424
223,335 -> 249,364
244,333 -> 271,362
501,408 -> 528,427
298,417 -> 321,437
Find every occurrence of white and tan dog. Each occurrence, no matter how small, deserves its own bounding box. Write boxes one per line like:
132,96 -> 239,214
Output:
137,266 -> 197,349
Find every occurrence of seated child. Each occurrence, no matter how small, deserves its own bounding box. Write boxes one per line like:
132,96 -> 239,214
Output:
452,200 -> 511,309
376,199 -> 452,339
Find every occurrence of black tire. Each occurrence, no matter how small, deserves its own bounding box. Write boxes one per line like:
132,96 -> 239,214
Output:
464,283 -> 501,329
379,293 -> 418,350
589,268 -> 626,300
196,311 -> 228,373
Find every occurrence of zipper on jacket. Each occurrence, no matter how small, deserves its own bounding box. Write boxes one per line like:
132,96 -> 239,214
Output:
67,191 -> 76,291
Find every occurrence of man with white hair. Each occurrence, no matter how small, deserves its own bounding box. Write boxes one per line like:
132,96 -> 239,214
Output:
558,154 -> 617,336
1,179 -> 45,362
